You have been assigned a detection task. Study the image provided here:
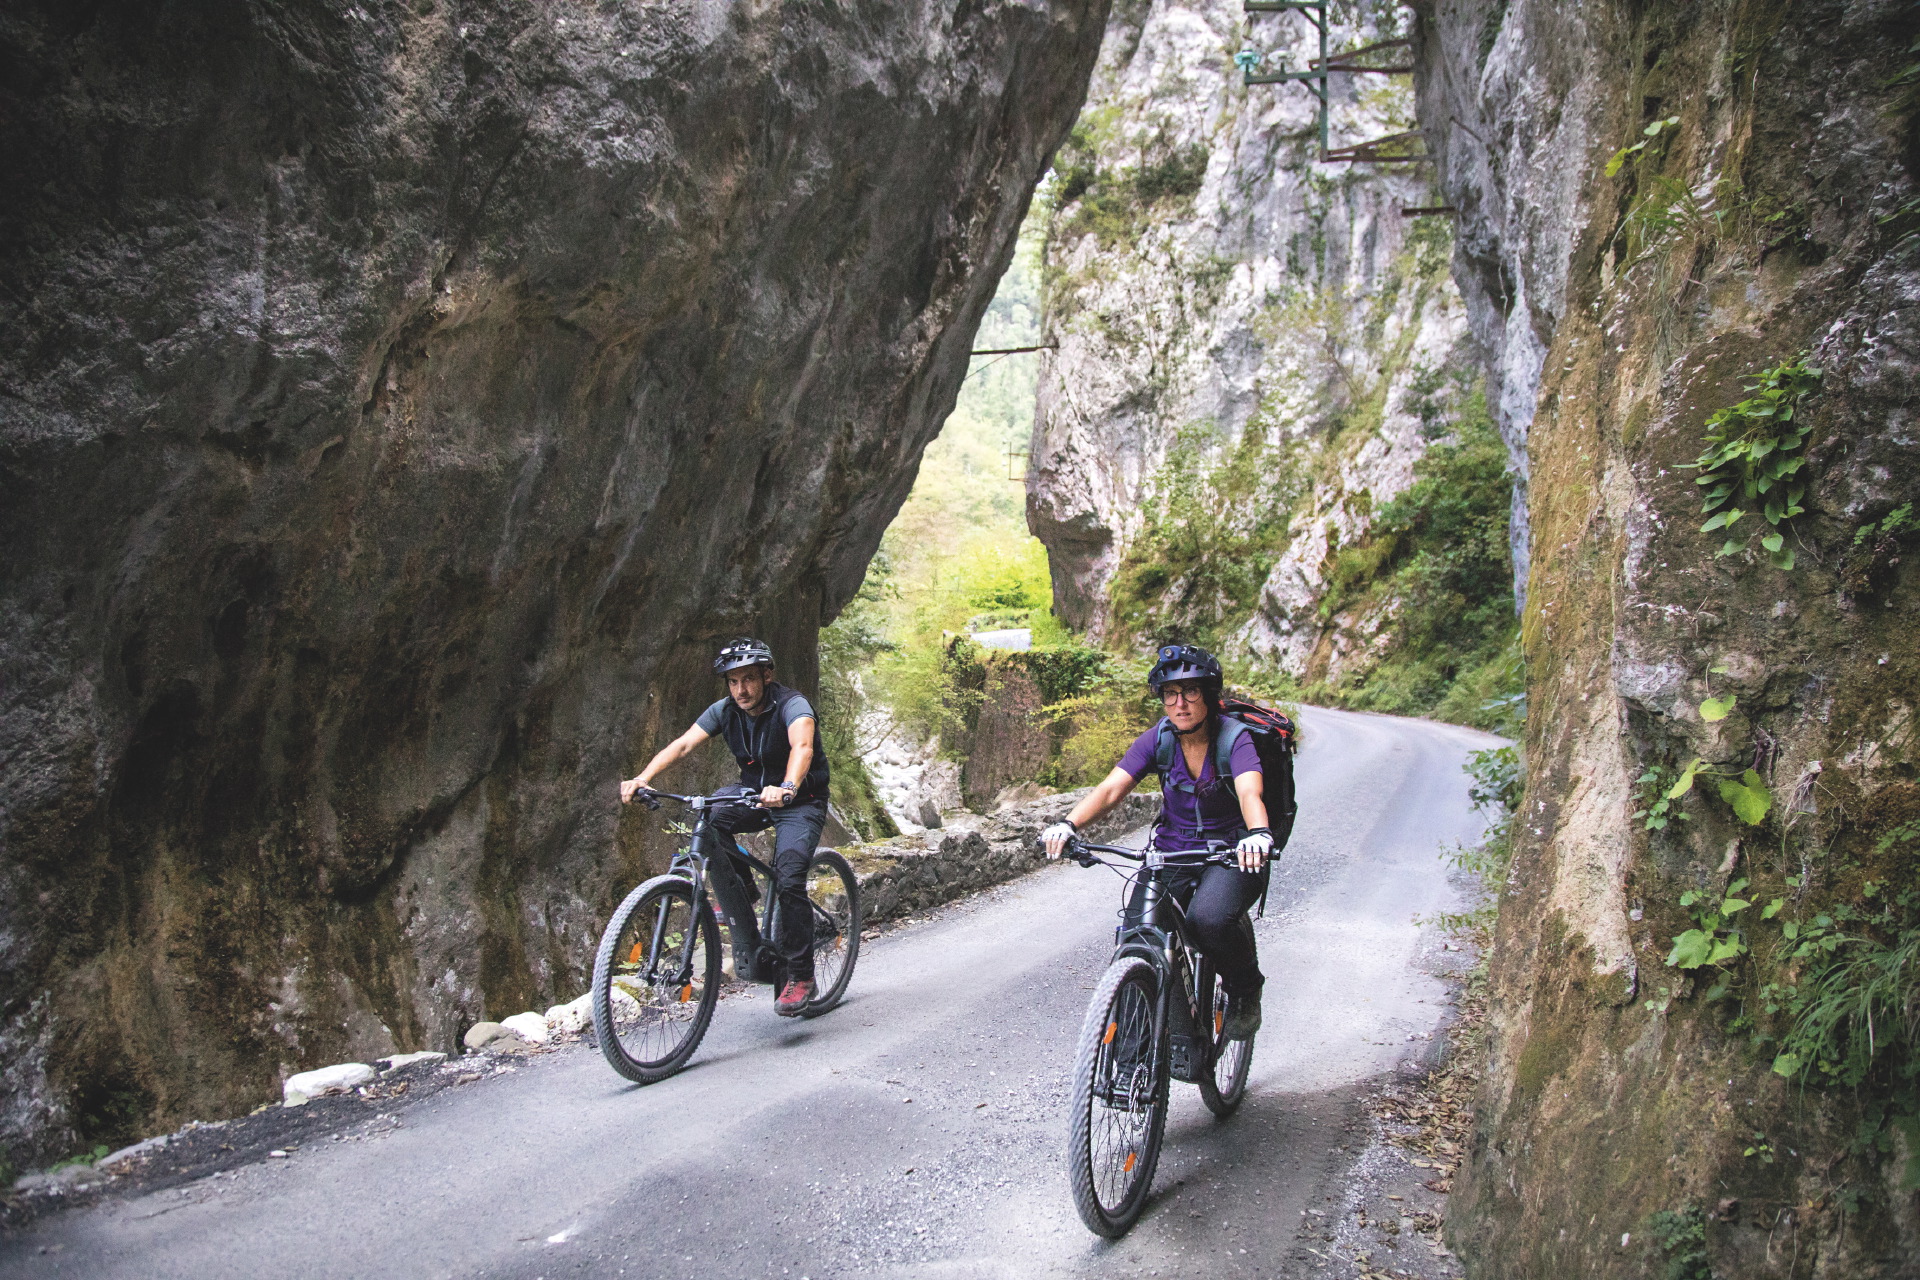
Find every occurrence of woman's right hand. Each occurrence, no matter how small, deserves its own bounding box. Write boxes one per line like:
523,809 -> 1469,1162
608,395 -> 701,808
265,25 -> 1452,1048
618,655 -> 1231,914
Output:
1042,821 -> 1078,860
620,776 -> 649,804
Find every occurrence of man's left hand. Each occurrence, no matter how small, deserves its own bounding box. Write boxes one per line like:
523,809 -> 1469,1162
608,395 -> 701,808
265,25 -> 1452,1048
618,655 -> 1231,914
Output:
1235,828 -> 1273,872
760,785 -> 791,809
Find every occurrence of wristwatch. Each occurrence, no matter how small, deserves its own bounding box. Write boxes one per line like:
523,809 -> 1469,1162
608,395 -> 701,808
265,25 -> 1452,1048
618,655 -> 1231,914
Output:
779,781 -> 798,796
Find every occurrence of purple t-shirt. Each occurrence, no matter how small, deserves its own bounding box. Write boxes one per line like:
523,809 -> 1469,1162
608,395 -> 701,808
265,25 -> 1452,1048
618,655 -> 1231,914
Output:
1117,721 -> 1262,850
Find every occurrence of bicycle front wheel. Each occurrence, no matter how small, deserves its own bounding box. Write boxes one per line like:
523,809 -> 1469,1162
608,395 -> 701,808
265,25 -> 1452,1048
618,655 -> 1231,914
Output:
801,849 -> 861,1016
1195,960 -> 1253,1117
591,875 -> 721,1083
1067,956 -> 1168,1237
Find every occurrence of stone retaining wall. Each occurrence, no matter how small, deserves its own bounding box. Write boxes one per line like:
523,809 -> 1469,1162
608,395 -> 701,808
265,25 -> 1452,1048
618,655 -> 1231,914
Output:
842,788 -> 1159,925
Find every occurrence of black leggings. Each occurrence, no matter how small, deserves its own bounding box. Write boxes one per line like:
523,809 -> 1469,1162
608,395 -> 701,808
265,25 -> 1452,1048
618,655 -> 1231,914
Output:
1128,863 -> 1266,996
707,798 -> 826,982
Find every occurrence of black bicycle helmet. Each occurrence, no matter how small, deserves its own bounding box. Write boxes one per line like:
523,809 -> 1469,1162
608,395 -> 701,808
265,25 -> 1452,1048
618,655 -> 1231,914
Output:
713,637 -> 774,676
1146,643 -> 1223,694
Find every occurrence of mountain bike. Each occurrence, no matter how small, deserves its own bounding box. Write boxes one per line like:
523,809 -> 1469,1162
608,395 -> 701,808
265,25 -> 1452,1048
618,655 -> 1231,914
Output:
1058,837 -> 1256,1237
590,787 -> 861,1084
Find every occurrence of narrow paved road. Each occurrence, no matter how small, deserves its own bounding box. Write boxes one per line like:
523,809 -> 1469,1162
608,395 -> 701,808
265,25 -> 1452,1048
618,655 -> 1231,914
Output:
1,706 -> 1498,1279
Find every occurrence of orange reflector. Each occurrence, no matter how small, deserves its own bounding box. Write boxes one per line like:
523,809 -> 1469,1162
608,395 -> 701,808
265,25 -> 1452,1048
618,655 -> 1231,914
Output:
679,984 -> 693,1003
1103,1022 -> 1117,1045
1123,1151 -> 1137,1172
1215,1011 -> 1225,1036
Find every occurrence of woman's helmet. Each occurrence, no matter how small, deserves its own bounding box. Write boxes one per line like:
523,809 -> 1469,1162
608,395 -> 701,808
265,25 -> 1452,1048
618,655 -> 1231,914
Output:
713,637 -> 774,675
1146,643 -> 1223,695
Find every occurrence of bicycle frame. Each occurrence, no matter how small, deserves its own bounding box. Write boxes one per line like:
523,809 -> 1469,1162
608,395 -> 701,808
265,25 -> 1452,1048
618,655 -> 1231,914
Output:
638,787 -> 833,985
1075,842 -> 1236,1083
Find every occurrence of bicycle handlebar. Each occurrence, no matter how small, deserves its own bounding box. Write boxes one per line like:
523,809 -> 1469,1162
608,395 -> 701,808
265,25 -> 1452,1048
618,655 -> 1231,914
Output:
626,786 -> 768,813
1046,835 -> 1236,869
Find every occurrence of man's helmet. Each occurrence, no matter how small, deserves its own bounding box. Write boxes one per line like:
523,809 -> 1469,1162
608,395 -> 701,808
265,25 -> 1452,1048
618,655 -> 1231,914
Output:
1147,643 -> 1223,694
713,637 -> 774,676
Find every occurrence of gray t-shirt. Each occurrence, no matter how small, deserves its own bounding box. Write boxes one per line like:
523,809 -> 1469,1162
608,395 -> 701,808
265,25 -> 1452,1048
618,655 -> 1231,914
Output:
696,692 -> 815,738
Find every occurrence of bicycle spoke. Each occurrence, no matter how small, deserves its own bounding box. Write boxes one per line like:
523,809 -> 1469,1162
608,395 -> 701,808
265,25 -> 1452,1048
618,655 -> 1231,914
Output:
601,886 -> 713,1070
1088,976 -> 1158,1211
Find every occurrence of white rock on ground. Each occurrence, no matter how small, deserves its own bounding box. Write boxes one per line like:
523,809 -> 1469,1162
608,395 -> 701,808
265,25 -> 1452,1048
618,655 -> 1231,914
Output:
95,1132 -> 171,1173
462,1021 -> 512,1051
283,1062 -> 376,1107
377,1051 -> 446,1074
13,1164 -> 98,1192
545,995 -> 592,1034
500,1011 -> 550,1045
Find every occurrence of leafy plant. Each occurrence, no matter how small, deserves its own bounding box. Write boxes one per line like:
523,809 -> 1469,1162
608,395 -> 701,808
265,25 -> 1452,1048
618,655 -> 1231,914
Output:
49,1144 -> 111,1173
1646,1204 -> 1713,1280
1666,876 -> 1754,972
1762,824 -> 1920,1190
1465,744 -> 1520,813
1699,693 -> 1736,722
1665,758 -> 1773,826
1853,501 -> 1915,547
1634,764 -> 1691,830
1679,358 -> 1822,570
1605,115 -> 1680,177
1438,743 -> 1521,929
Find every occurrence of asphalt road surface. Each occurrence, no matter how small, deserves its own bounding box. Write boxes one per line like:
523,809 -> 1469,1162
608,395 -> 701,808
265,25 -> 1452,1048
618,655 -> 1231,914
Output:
2,706 -> 1499,1279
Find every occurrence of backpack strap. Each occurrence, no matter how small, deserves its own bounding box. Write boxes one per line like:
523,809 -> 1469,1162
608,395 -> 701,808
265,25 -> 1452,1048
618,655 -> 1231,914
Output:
1155,716 -> 1250,793
1213,715 -> 1250,781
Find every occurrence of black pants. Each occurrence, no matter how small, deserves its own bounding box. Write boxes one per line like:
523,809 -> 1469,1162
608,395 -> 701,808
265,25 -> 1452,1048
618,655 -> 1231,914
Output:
707,796 -> 826,982
1129,862 -> 1266,997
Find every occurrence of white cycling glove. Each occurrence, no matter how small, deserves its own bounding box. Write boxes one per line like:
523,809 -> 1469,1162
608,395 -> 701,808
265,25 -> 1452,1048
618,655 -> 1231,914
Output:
1042,820 -> 1079,858
1235,827 -> 1273,868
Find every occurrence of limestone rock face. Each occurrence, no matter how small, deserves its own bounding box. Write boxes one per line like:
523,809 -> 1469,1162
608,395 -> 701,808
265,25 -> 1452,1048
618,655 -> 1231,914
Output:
1414,0 -> 1920,1272
0,0 -> 1108,1160
1025,0 -> 1470,669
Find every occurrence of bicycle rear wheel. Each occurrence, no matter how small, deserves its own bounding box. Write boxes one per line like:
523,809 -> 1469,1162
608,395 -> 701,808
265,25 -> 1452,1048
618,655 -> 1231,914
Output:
1195,960 -> 1253,1117
591,875 -> 721,1083
801,849 -> 861,1016
1067,956 -> 1168,1237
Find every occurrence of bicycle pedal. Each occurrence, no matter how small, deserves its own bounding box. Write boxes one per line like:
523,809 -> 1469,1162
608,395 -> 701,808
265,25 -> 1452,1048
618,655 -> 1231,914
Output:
1169,1033 -> 1201,1083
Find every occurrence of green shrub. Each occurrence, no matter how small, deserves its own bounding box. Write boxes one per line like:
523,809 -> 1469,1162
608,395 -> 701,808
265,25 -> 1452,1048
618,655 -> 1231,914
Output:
1043,652 -> 1156,788
1108,423 -> 1301,648
818,555 -> 900,841
1647,1205 -> 1713,1280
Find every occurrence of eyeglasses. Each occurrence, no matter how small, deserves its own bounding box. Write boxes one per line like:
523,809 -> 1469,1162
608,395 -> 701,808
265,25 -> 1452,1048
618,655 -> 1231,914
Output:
1160,685 -> 1206,705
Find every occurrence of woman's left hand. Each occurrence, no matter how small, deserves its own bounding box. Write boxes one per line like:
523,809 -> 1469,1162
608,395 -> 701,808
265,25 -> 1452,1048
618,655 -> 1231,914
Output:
1235,827 -> 1273,872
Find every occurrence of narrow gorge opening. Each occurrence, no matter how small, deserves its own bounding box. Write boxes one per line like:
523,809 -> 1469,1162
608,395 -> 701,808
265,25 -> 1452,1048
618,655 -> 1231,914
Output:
834,0 -> 1525,846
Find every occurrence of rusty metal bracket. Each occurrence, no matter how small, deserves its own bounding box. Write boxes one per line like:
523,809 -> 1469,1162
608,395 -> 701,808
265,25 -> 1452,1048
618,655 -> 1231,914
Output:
1240,1 -> 1426,164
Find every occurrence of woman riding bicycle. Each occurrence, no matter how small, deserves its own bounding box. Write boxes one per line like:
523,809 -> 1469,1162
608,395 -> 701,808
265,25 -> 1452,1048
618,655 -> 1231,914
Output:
1042,644 -> 1271,1039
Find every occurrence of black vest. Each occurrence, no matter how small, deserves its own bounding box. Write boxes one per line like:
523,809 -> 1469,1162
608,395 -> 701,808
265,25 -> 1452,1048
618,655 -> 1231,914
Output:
715,683 -> 830,803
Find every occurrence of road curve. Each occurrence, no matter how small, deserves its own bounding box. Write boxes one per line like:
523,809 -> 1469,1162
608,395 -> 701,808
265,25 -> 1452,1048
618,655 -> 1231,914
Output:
0,706 -> 1499,1280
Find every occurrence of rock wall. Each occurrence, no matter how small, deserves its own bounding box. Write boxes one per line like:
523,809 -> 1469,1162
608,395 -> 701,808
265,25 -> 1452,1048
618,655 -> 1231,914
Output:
1414,0 -> 1920,1273
1024,0 -> 1478,680
848,787 -> 1159,924
0,0 -> 1109,1162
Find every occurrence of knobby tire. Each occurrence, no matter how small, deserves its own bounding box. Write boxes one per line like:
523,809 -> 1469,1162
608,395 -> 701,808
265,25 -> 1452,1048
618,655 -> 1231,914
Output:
800,849 -> 861,1016
1067,956 -> 1168,1238
1195,959 -> 1253,1117
591,875 -> 721,1084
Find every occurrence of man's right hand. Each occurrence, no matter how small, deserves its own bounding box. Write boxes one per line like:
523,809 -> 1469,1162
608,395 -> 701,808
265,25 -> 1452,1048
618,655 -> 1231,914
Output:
620,776 -> 651,804
1042,821 -> 1078,860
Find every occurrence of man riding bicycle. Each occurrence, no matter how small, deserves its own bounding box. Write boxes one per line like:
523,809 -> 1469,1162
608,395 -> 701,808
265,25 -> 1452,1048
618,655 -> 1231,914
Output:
1042,644 -> 1271,1039
620,638 -> 829,1016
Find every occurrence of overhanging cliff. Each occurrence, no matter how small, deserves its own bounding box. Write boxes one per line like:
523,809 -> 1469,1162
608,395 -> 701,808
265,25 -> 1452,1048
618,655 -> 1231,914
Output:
0,0 -> 1108,1163
1415,1 -> 1920,1274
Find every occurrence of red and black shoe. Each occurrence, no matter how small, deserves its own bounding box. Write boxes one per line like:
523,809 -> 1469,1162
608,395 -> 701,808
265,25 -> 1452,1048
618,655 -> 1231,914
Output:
775,979 -> 815,1017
